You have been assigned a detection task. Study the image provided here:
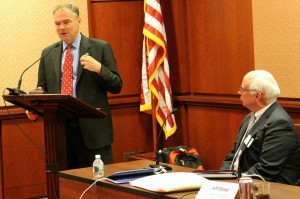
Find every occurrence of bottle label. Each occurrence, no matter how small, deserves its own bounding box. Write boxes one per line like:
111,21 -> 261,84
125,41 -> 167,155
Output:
94,166 -> 104,171
93,165 -> 104,178
94,166 -> 100,173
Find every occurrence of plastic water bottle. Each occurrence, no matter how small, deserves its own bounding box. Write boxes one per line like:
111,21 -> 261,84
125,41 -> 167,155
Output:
93,154 -> 104,179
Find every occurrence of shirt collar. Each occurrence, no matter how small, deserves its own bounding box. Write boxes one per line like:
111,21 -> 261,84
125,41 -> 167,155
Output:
254,102 -> 275,121
63,33 -> 82,51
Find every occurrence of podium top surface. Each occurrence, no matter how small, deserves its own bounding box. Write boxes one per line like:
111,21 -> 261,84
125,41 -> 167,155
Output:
2,94 -> 107,118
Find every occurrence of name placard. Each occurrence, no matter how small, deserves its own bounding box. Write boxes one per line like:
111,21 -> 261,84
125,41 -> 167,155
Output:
196,180 -> 239,199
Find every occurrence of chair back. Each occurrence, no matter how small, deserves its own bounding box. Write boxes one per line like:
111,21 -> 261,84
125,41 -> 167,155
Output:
294,124 -> 300,138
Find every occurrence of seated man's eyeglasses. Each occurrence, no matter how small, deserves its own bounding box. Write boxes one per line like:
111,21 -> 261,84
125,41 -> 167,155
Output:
239,86 -> 257,94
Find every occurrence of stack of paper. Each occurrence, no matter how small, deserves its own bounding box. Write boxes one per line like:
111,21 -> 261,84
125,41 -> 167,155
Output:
130,172 -> 209,192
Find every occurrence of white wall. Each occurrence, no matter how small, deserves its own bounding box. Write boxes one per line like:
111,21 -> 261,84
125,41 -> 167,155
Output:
0,0 -> 89,106
253,0 -> 300,98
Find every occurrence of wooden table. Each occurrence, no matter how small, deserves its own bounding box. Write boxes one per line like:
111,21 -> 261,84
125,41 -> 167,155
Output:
59,160 -> 300,199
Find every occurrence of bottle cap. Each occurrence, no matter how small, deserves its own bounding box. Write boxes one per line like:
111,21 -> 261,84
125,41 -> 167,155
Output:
95,154 -> 101,159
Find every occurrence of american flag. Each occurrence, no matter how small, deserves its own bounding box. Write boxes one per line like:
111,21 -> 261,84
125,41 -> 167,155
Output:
140,0 -> 177,139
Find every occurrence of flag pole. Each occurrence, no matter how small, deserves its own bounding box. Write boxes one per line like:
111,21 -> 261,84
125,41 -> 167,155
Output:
152,92 -> 158,156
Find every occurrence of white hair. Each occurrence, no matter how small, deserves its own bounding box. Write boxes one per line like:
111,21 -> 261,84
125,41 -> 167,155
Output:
246,70 -> 280,102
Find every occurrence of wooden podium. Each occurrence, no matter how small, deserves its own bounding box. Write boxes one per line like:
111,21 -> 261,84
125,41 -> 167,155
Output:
2,94 -> 107,199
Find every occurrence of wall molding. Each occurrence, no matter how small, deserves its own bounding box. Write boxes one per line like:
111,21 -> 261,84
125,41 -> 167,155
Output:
2,94 -> 300,118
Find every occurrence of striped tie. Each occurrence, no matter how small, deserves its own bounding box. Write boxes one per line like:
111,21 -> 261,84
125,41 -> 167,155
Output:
230,114 -> 256,170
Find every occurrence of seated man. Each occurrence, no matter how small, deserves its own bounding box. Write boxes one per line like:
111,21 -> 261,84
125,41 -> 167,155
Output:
221,70 -> 300,185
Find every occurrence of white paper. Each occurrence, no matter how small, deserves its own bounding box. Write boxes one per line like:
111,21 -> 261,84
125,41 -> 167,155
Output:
130,172 -> 209,192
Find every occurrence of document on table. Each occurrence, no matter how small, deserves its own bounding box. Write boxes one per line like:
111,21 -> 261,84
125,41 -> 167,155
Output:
130,172 -> 209,192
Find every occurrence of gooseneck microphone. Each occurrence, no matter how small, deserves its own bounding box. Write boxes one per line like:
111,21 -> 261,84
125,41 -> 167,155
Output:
149,108 -> 178,171
7,43 -> 59,95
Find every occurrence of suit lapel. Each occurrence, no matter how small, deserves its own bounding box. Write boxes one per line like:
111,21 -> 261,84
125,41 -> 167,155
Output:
240,102 -> 278,153
248,102 -> 278,138
52,42 -> 63,84
77,35 -> 92,85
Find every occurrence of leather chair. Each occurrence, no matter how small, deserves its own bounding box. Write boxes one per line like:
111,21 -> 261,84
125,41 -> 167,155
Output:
294,124 -> 300,186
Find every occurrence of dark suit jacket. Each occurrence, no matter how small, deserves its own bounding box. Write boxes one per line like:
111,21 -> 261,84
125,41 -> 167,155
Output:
221,102 -> 300,185
37,34 -> 122,149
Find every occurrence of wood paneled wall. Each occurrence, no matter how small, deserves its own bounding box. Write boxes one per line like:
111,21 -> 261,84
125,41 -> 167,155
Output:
0,108 -> 46,198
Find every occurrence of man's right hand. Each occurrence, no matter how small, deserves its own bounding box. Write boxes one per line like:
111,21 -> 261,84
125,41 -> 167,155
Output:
26,110 -> 39,121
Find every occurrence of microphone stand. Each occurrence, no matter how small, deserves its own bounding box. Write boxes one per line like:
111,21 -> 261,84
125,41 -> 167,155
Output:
149,108 -> 178,171
8,58 -> 42,95
7,43 -> 59,95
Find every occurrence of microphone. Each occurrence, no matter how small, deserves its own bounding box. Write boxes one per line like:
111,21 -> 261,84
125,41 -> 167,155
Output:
149,108 -> 178,171
7,43 -> 59,95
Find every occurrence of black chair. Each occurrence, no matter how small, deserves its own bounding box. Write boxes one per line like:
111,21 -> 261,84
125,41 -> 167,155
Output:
294,124 -> 300,186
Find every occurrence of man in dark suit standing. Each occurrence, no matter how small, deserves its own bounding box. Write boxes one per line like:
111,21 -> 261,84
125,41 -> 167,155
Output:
221,70 -> 300,185
28,3 -> 122,169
